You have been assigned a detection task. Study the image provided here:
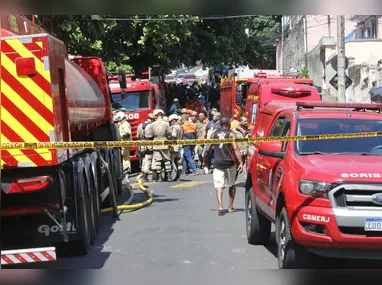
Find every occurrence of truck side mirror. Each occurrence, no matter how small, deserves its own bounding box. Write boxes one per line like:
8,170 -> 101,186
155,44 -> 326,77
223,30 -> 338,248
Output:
258,142 -> 285,159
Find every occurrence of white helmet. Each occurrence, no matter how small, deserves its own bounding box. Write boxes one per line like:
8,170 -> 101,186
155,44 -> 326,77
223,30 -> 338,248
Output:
153,109 -> 164,116
169,114 -> 179,122
115,111 -> 126,121
173,98 -> 179,102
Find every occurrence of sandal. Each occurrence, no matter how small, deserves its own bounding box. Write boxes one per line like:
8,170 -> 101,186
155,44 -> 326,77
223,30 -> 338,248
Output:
228,208 -> 236,213
218,209 -> 225,216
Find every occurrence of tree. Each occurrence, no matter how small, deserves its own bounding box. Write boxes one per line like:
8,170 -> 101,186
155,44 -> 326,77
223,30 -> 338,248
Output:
29,15 -> 281,75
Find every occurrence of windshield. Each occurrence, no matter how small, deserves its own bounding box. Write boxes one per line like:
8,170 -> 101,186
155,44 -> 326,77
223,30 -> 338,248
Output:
165,75 -> 174,80
111,91 -> 150,112
184,74 -> 196,79
177,74 -> 184,79
295,118 -> 382,155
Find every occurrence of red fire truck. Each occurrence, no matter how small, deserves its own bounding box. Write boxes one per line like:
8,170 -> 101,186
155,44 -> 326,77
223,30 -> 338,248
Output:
109,77 -> 163,163
1,15 -> 122,265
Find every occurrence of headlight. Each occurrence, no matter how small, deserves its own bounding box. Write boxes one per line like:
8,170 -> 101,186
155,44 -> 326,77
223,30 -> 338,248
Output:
299,179 -> 334,198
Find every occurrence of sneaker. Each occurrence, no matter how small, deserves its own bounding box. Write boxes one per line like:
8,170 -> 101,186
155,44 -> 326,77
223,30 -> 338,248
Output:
203,167 -> 209,174
192,172 -> 199,176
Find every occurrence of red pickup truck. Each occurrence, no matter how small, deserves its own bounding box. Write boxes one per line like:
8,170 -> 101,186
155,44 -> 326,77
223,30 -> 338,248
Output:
245,101 -> 382,268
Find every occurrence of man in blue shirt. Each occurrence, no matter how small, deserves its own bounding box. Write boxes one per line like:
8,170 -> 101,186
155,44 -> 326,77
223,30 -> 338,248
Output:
170,98 -> 180,115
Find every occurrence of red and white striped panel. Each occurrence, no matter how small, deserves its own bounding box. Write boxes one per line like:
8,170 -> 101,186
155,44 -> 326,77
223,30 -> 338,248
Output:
1,247 -> 56,265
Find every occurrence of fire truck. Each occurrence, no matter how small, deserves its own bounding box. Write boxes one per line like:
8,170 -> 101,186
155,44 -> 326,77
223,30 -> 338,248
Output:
1,15 -> 122,265
109,74 -> 164,164
220,69 -> 316,122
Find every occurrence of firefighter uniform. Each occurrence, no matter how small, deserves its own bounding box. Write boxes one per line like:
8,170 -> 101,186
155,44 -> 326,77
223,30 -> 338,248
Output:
137,114 -> 155,181
169,114 -> 183,171
145,109 -> 172,181
115,112 -> 132,175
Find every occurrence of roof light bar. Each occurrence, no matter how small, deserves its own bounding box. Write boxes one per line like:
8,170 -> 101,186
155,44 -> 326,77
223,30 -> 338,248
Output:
271,87 -> 311,97
296,101 -> 382,110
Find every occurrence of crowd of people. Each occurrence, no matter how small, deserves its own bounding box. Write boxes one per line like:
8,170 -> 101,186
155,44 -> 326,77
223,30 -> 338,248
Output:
115,80 -> 252,215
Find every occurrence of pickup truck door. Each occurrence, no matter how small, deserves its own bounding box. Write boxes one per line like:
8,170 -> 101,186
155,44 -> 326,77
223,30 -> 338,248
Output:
256,117 -> 290,218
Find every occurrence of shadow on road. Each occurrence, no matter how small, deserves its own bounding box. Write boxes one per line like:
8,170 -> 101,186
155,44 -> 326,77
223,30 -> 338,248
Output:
263,231 -> 277,258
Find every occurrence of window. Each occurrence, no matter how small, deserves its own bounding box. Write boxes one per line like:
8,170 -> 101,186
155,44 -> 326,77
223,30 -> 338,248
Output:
111,91 -> 150,112
295,118 -> 382,155
270,117 -> 286,136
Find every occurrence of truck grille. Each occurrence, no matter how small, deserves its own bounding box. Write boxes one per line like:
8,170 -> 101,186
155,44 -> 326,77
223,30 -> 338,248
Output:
332,185 -> 382,209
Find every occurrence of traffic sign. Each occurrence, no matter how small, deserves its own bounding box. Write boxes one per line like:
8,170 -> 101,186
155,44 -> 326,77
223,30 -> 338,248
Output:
331,55 -> 349,71
329,73 -> 353,90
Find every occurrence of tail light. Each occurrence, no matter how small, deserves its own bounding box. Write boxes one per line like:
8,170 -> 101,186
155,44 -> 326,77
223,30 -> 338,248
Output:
15,57 -> 36,76
7,176 -> 52,194
271,87 -> 311,97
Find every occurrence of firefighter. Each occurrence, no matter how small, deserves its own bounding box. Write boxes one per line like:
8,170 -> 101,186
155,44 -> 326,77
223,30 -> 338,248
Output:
233,116 -> 251,178
169,114 -> 183,175
115,111 -> 132,176
137,113 -> 155,182
145,109 -> 172,182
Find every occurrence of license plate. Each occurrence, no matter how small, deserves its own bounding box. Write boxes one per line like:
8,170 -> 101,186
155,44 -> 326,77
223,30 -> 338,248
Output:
365,218 -> 382,231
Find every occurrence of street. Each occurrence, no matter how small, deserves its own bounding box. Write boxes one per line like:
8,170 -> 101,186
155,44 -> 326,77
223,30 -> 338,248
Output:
6,172 -> 382,270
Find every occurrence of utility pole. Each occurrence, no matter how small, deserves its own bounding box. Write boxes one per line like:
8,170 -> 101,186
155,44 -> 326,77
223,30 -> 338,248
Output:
337,15 -> 346,102
328,15 -> 331,36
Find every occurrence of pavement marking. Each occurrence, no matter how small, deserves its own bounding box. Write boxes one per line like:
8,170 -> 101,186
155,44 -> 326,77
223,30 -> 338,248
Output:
170,180 -> 211,188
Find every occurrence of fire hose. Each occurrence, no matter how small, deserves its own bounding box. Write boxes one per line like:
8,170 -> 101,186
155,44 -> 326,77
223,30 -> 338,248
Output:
100,162 -> 153,215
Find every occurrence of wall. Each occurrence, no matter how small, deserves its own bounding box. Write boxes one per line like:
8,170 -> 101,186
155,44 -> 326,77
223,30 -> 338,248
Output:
306,37 -> 337,89
280,15 -> 355,72
345,39 -> 382,64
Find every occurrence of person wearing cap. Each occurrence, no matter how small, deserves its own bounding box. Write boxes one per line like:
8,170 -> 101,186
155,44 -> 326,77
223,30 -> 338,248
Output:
170,98 -> 180,115
115,111 -> 132,176
230,114 -> 240,130
137,113 -> 155,182
181,110 -> 198,175
145,109 -> 172,182
169,114 -> 183,178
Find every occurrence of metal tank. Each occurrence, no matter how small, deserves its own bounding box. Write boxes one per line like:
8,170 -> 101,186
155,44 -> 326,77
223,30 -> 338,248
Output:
65,59 -> 107,136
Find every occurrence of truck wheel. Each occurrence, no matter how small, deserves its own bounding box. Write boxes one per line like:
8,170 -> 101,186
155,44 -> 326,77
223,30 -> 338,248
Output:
276,207 -> 309,269
70,175 -> 91,255
245,187 -> 271,245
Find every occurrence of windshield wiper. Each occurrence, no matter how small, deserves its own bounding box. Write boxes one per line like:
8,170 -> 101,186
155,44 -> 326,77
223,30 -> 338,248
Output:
298,151 -> 325,155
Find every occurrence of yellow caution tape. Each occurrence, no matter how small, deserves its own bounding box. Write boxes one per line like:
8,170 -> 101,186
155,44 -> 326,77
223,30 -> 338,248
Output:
0,131 -> 381,150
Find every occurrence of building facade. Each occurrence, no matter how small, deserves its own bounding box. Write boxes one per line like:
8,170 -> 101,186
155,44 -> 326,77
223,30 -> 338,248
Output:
279,15 -> 355,72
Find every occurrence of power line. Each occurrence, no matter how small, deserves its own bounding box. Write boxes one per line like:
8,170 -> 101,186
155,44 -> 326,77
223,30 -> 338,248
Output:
98,15 -> 255,21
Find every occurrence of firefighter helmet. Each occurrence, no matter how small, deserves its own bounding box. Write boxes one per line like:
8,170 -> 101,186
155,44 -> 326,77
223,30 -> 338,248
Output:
153,109 -> 164,116
169,114 -> 179,122
115,111 -> 126,121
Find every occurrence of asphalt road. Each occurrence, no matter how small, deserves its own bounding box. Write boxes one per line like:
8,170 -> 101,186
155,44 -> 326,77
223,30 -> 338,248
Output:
6,172 -> 382,270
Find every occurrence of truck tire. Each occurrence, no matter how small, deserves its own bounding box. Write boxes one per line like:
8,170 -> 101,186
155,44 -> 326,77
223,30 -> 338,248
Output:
245,187 -> 271,245
276,207 -> 310,269
72,175 -> 92,254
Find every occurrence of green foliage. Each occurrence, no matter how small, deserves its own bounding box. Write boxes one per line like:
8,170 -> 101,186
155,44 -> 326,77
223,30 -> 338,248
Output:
30,15 -> 281,75
300,67 -> 310,79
